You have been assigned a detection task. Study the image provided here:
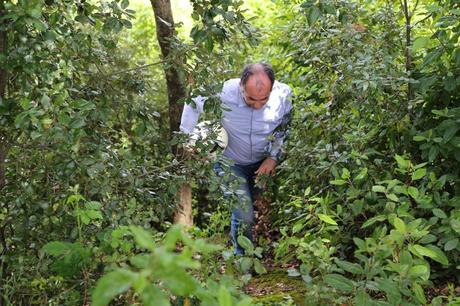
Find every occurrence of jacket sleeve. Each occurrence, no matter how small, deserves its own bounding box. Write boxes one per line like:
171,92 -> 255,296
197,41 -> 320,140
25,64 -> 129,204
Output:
267,89 -> 293,161
179,96 -> 206,134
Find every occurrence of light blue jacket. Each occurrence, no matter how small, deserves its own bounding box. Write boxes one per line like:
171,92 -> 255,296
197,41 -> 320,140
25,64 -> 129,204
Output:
180,78 -> 292,165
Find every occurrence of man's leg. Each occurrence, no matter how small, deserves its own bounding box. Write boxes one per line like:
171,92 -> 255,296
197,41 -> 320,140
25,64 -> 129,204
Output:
224,164 -> 252,255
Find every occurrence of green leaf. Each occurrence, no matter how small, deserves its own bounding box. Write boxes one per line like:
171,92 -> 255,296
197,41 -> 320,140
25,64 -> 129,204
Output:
239,257 -> 253,274
361,215 -> 386,228
308,6 -> 321,25
237,235 -> 254,253
409,244 -> 449,265
413,135 -> 426,141
432,208 -> 447,219
330,179 -> 347,186
86,201 -> 102,210
324,274 -> 354,292
253,258 -> 267,275
412,282 -> 427,305
218,286 -> 232,306
451,219 -> 460,234
407,187 -> 419,199
40,94 -> 51,109
412,36 -> 430,51
376,278 -> 400,298
335,260 -> 363,275
353,167 -> 368,181
121,0 -> 130,9
395,154 -> 409,169
355,289 -> 372,306
341,168 -> 350,179
372,185 -> 386,193
386,193 -> 399,202
86,210 -> 103,220
129,226 -> 155,251
42,241 -> 73,256
443,125 -> 459,143
444,238 -> 458,251
92,269 -> 138,306
317,214 -> 338,225
408,265 -> 430,281
393,217 -> 406,233
140,285 -> 170,306
412,168 -> 426,180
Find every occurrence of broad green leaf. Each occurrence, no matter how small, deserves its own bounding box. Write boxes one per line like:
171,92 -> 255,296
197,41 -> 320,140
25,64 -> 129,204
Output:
408,265 -> 430,281
376,278 -> 400,301
386,193 -> 399,202
355,289 -> 372,306
409,244 -> 449,265
412,282 -> 427,305
393,217 -> 406,233
140,285 -> 170,306
412,168 -> 426,180
324,274 -> 354,292
442,125 -> 459,143
308,6 -> 321,25
317,213 -> 338,225
218,286 -> 232,306
372,185 -> 386,193
86,210 -> 103,220
353,167 -> 368,181
92,269 -> 138,306
353,238 -> 366,250
362,215 -> 386,228
341,168 -> 350,179
239,258 -> 253,273
335,260 -> 363,275
330,179 -> 347,186
86,201 -> 102,210
408,186 -> 419,199
237,235 -> 254,253
413,135 -> 426,141
451,219 -> 460,234
42,241 -> 73,256
432,208 -> 447,219
412,36 -> 430,51
444,238 -> 458,251
253,258 -> 267,274
130,226 -> 155,251
395,154 -> 409,169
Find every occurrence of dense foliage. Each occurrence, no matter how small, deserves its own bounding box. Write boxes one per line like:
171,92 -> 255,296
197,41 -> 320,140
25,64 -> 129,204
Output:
0,0 -> 458,305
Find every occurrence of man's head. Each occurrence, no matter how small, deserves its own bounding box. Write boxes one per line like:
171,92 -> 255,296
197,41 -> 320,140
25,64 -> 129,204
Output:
240,63 -> 275,109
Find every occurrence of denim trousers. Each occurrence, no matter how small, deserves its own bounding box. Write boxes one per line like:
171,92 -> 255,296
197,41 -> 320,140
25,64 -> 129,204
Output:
214,160 -> 263,255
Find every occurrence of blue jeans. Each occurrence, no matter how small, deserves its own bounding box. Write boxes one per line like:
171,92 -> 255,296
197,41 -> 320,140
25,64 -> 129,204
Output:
214,160 -> 263,255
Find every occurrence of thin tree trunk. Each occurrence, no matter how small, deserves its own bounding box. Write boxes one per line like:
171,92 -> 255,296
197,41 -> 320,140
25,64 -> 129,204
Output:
402,0 -> 414,102
150,0 -> 187,138
0,0 -> 8,303
150,0 -> 192,227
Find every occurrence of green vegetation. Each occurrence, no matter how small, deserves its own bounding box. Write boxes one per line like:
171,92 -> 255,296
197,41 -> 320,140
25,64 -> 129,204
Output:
0,0 -> 458,305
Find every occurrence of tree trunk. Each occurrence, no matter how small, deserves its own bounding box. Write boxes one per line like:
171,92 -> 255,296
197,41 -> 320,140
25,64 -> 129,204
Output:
0,0 -> 8,193
150,0 -> 187,138
150,0 -> 192,227
402,0 -> 414,102
173,184 -> 193,226
0,0 -> 8,303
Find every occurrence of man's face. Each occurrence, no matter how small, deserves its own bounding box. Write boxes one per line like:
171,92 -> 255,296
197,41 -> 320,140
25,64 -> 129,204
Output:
241,75 -> 272,110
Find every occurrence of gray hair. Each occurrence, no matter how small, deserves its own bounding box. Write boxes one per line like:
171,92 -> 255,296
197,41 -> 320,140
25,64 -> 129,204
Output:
240,63 -> 275,89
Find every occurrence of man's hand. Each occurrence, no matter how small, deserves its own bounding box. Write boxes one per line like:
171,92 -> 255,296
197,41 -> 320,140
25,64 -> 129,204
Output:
255,158 -> 277,178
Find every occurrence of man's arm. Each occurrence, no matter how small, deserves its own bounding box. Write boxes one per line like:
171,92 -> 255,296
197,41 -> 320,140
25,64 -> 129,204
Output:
257,88 -> 293,177
179,96 -> 206,134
